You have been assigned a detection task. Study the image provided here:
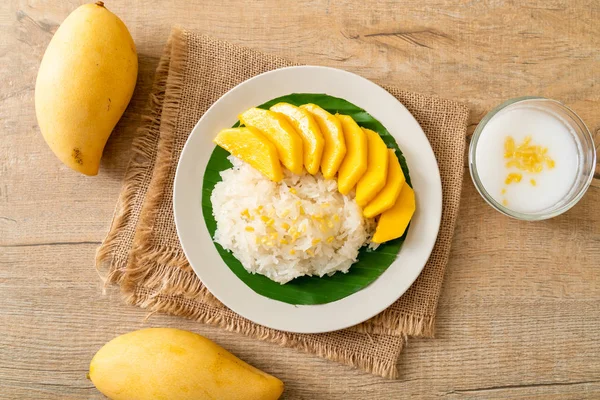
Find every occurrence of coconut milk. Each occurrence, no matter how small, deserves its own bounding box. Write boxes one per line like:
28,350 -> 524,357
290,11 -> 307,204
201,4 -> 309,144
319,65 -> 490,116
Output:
475,106 -> 580,214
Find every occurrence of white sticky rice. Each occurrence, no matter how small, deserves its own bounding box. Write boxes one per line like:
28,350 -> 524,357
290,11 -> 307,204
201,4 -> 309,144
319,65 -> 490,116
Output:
211,156 -> 376,284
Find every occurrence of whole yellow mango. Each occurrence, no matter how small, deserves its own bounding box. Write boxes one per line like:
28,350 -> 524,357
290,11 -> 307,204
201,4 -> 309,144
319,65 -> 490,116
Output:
35,1 -> 138,175
89,328 -> 284,400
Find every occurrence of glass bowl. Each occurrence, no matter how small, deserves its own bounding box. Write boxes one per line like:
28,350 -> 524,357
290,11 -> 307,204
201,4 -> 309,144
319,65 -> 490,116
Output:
469,97 -> 597,221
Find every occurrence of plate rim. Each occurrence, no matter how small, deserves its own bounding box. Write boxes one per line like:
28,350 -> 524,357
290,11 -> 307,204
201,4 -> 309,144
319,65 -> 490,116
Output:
174,65 -> 442,333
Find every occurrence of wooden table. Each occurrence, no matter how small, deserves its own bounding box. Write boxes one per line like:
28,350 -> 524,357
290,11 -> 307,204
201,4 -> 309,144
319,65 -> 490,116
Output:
1,1 -> 599,398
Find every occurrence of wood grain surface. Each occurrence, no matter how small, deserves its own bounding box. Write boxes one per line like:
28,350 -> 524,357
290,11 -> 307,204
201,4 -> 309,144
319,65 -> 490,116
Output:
1,0 -> 599,398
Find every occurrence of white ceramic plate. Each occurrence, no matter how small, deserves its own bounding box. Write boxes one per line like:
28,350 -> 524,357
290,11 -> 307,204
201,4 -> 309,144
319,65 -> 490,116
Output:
174,66 -> 442,333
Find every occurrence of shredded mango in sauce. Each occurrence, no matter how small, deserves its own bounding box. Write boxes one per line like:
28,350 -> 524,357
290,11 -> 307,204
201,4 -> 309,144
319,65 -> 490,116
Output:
500,136 -> 556,206
505,172 -> 523,185
504,136 -> 555,173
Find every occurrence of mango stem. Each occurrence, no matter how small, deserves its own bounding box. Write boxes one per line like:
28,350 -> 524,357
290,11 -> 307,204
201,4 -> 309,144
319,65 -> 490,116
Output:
95,1 -> 105,7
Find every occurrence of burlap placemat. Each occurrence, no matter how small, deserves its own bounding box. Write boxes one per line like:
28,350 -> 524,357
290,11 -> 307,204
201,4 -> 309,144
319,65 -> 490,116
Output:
96,27 -> 469,378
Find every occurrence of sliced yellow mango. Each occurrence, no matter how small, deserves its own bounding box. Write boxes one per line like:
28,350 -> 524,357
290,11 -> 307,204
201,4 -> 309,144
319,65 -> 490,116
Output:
239,108 -> 303,175
213,127 -> 283,182
372,183 -> 415,243
363,149 -> 406,218
300,104 -> 346,179
336,114 -> 368,194
355,128 -> 389,207
270,102 -> 324,175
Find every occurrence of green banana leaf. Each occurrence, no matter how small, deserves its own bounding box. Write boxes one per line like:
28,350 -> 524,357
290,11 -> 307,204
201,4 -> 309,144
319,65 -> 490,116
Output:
201,93 -> 411,305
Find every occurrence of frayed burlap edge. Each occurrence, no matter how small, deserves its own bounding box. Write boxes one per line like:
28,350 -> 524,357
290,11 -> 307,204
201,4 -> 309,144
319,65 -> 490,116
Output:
121,28 -> 221,308
353,312 -> 435,338
95,35 -> 174,288
126,27 -> 186,276
126,286 -> 402,379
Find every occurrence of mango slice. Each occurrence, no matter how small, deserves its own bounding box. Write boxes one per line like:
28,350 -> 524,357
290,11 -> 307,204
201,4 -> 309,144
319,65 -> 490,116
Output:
300,104 -> 346,179
239,108 -> 303,175
336,114 -> 368,194
363,149 -> 406,218
89,328 -> 284,400
355,128 -> 389,207
270,102 -> 324,175
214,127 -> 283,182
372,183 -> 416,243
